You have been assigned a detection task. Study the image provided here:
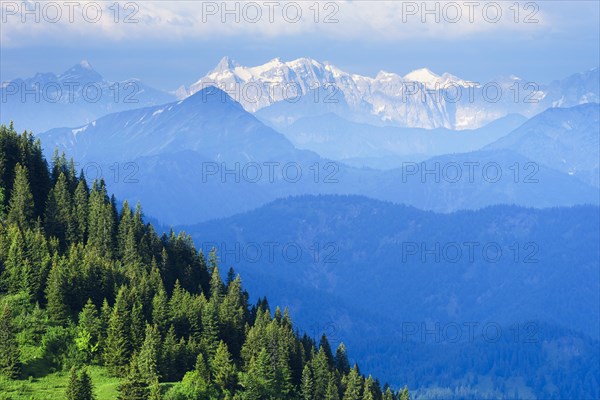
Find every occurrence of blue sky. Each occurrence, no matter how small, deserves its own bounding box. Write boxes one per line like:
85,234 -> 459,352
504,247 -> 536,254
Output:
1,1 -> 599,90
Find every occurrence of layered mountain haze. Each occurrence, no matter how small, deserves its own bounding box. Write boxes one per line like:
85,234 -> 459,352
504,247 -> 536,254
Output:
181,195 -> 600,397
41,87 -> 302,164
0,60 -> 175,133
38,87 -> 598,225
277,112 -> 529,168
485,103 -> 600,187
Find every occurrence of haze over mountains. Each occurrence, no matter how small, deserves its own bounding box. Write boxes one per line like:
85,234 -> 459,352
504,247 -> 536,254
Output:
39,86 -> 599,224
485,103 -> 600,187
0,60 -> 175,133
181,195 -> 600,398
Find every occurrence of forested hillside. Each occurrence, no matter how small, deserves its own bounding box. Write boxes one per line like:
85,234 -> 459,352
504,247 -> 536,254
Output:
0,123 -> 408,400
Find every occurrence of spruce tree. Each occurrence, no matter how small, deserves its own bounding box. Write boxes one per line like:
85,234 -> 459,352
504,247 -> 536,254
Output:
130,302 -> 145,350
66,367 -> 96,400
312,347 -> 331,399
399,386 -> 411,400
0,304 -> 21,379
363,375 -> 376,400
138,324 -> 161,383
220,274 -> 245,358
66,367 -> 79,400
105,287 -> 132,375
211,340 -> 237,394
148,378 -> 162,400
151,289 -> 170,334
7,163 -> 34,229
73,177 -> 89,243
45,257 -> 70,323
383,387 -> 395,400
301,364 -> 315,400
3,224 -> 27,295
160,325 -> 178,381
335,343 -> 351,375
343,365 -> 363,400
320,334 -> 335,367
118,354 -> 149,400
325,372 -> 341,400
209,264 -> 225,302
45,172 -> 75,246
201,300 -> 220,360
76,299 -> 101,363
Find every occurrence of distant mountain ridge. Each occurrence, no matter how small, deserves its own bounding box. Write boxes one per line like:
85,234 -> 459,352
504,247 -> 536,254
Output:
4,58 -> 598,133
0,60 -> 175,133
38,91 -> 599,224
181,194 -> 600,396
485,103 -> 600,187
183,57 -> 599,129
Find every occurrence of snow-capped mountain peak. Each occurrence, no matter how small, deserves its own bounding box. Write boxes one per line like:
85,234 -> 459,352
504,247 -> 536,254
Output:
404,67 -> 440,83
183,57 -> 599,130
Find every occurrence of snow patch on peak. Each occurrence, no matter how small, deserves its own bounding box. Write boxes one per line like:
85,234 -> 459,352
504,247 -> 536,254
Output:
404,68 -> 440,83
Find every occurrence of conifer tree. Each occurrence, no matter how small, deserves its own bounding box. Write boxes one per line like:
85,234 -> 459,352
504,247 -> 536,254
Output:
45,256 -> 70,323
383,387 -> 395,400
160,325 -> 179,381
0,187 -> 5,221
7,163 -> 34,230
105,287 -> 132,375
87,180 -> 116,258
320,333 -> 335,367
66,367 -> 96,400
73,177 -> 89,243
130,302 -> 145,350
201,300 -> 220,360
335,343 -> 351,375
98,298 -> 111,360
76,299 -> 101,363
45,172 -> 75,246
138,324 -> 161,383
312,347 -> 331,399
66,367 -> 80,400
212,340 -> 237,395
0,304 -> 21,379
2,224 -> 27,294
399,386 -> 411,400
241,348 -> 275,399
148,378 -> 162,400
363,375 -> 376,400
151,288 -> 170,335
325,372 -> 341,400
301,364 -> 315,400
209,264 -> 225,302
343,365 -> 363,400
118,353 -> 149,400
220,274 -> 246,357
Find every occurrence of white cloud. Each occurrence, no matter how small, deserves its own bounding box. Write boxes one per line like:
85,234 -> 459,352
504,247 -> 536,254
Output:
0,0 -> 593,47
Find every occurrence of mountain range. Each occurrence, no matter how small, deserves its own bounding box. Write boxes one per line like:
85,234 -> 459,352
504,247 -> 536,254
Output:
184,57 -> 599,129
39,88 -> 599,224
4,58 -> 598,134
0,60 -> 175,133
